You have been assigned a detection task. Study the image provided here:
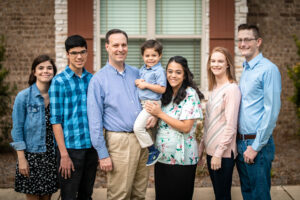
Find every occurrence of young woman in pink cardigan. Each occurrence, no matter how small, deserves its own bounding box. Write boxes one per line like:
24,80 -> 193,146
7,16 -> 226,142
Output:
199,47 -> 241,200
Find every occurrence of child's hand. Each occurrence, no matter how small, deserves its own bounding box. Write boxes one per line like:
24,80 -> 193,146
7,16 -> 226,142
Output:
135,79 -> 144,86
135,79 -> 148,89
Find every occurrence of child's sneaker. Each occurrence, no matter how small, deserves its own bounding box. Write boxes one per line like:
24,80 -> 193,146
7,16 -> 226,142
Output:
146,150 -> 162,166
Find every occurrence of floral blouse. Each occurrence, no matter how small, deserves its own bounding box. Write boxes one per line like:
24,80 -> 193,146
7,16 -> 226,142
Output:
156,87 -> 203,165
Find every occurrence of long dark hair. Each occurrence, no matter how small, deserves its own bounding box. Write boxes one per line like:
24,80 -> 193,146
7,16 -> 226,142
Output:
161,56 -> 204,106
28,55 -> 57,86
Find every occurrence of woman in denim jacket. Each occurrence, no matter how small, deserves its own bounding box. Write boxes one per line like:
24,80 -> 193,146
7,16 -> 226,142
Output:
11,55 -> 58,200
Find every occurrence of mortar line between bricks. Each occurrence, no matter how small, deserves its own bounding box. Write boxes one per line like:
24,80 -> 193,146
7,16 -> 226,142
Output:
281,185 -> 295,200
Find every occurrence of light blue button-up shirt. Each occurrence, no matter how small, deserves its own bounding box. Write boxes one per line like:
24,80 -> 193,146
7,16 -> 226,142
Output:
238,53 -> 281,152
87,62 -> 142,159
138,62 -> 166,101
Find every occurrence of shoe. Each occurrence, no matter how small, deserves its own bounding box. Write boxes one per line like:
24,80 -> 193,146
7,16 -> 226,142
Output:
146,150 -> 162,166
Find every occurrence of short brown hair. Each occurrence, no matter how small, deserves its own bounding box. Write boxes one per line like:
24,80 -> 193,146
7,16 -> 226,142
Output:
207,47 -> 236,91
140,39 -> 163,56
238,24 -> 261,39
105,29 -> 128,44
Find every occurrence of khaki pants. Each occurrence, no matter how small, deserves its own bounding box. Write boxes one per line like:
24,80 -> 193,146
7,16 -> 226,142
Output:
106,131 -> 149,200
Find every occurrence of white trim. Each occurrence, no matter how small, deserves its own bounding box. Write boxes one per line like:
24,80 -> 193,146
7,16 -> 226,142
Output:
54,0 -> 68,73
201,0 -> 209,96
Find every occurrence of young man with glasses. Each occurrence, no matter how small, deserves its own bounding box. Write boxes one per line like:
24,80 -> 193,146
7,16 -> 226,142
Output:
49,35 -> 98,200
236,24 -> 282,200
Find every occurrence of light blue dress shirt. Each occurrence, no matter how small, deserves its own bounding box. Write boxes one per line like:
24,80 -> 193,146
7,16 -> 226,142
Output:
87,62 -> 142,159
238,53 -> 281,152
138,62 -> 166,101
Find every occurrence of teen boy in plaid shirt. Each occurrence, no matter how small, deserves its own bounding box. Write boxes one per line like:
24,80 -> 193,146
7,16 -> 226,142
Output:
49,35 -> 98,200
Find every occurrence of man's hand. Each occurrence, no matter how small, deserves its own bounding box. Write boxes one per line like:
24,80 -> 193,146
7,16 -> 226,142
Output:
18,157 -> 30,177
59,155 -> 75,179
211,156 -> 221,170
99,157 -> 113,172
146,116 -> 158,129
243,146 -> 258,164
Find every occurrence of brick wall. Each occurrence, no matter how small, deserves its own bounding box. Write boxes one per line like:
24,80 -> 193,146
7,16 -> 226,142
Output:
247,0 -> 300,138
0,0 -> 55,92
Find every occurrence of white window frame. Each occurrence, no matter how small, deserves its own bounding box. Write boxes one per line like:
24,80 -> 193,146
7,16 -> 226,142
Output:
95,0 -> 209,90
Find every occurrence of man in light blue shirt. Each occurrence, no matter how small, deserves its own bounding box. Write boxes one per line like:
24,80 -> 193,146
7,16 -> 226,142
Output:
87,29 -> 152,200
236,24 -> 281,200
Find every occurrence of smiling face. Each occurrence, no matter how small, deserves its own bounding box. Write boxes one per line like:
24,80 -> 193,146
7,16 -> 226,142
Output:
106,33 -> 128,66
210,51 -> 228,78
166,61 -> 185,93
238,29 -> 262,61
142,48 -> 162,68
34,61 -> 54,84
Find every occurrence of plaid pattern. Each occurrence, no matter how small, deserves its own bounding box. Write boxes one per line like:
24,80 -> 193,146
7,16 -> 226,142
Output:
49,66 -> 93,149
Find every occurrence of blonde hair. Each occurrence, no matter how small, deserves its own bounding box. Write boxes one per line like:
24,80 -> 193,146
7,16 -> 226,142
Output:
207,47 -> 236,91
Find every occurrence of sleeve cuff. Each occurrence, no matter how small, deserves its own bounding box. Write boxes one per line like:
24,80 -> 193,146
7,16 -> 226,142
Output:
213,148 -> 224,158
251,140 -> 262,152
10,141 -> 26,150
50,116 -> 62,124
96,146 -> 109,160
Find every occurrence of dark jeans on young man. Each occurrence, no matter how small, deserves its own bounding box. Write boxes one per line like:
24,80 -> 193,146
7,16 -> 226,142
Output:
56,148 -> 98,200
207,152 -> 235,200
236,136 -> 275,200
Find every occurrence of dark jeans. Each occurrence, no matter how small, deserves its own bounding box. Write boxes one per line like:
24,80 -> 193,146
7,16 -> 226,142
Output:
236,137 -> 275,200
154,162 -> 197,200
56,148 -> 98,200
207,152 -> 235,200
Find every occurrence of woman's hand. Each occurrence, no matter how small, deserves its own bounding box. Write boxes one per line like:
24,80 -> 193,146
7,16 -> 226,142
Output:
18,157 -> 30,177
211,156 -> 221,170
145,101 -> 162,117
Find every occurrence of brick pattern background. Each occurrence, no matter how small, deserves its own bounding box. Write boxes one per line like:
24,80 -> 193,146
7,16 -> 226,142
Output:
0,0 -> 55,91
247,0 -> 300,139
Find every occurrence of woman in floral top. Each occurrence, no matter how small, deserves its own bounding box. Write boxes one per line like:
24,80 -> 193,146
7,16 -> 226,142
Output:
145,56 -> 204,200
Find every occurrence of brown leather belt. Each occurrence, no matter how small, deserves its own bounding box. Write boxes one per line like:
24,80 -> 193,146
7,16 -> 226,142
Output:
237,132 -> 256,140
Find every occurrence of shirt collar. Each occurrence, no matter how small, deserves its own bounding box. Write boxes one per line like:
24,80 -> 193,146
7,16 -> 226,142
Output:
141,62 -> 161,71
31,83 -> 41,97
106,61 -> 129,76
243,53 -> 263,70
65,65 -> 88,79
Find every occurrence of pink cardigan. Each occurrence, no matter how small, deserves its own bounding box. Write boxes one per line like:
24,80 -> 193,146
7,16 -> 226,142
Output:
199,83 -> 241,158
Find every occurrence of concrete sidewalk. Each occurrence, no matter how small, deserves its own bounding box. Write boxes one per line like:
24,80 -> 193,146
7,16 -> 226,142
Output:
0,186 -> 299,200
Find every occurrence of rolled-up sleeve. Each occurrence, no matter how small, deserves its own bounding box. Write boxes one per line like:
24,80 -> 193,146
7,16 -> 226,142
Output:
87,77 -> 109,159
10,92 -> 27,150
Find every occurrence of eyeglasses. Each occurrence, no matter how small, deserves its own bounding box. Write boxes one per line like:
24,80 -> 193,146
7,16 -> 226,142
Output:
69,50 -> 87,56
237,38 -> 257,44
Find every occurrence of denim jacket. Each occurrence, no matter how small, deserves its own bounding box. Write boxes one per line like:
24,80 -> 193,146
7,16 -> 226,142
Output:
10,83 -> 47,153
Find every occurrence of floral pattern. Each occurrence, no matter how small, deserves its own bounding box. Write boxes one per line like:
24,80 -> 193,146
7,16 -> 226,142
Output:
156,87 -> 203,165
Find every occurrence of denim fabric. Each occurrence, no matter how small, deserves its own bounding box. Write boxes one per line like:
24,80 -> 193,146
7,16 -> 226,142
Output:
11,83 -> 47,153
236,137 -> 275,200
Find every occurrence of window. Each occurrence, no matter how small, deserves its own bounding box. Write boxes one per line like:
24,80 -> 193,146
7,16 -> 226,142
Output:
97,0 -> 203,85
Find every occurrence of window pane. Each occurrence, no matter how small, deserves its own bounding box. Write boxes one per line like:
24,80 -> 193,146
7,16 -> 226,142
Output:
100,0 -> 147,34
159,39 -> 201,85
101,39 -> 145,68
156,0 -> 202,35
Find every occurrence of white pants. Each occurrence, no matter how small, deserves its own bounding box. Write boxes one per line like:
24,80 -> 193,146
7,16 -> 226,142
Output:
133,100 -> 161,148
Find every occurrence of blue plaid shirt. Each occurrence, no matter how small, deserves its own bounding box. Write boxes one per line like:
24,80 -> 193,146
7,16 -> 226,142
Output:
49,66 -> 93,149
